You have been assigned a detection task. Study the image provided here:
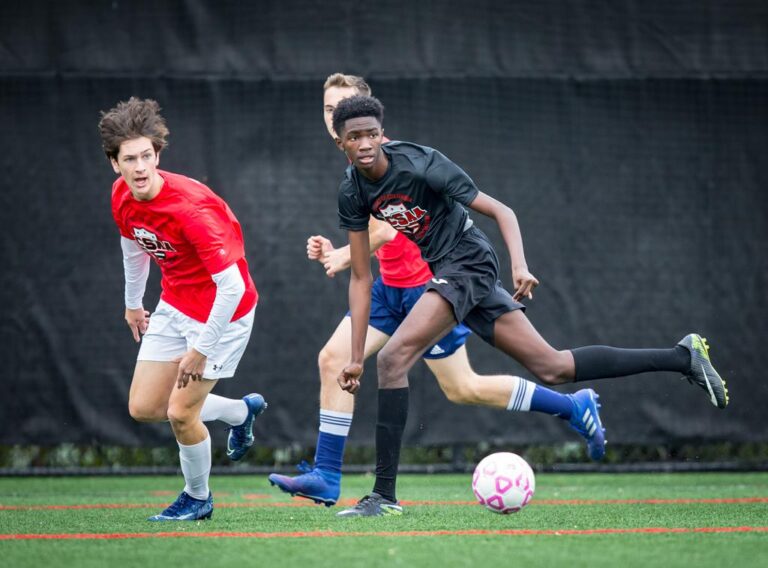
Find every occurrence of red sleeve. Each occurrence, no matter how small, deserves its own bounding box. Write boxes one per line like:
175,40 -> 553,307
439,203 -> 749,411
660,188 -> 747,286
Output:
111,181 -> 132,238
182,204 -> 245,275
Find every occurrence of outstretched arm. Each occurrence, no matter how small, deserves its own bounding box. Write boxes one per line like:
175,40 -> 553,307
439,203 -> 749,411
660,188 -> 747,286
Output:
468,191 -> 539,301
338,229 -> 373,394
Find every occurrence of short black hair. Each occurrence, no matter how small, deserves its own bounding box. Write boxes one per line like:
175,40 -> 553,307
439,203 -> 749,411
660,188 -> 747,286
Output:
332,95 -> 384,137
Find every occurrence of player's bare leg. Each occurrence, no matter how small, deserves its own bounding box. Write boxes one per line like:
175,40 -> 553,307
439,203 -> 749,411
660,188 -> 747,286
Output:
268,317 -> 389,506
319,317 -> 390,412
129,362 -> 219,521
377,291 -> 458,388
339,291 -> 456,515
490,310 -> 575,385
167,377 -> 218,445
426,346 -> 523,409
490,309 -> 719,459
128,361 -> 177,422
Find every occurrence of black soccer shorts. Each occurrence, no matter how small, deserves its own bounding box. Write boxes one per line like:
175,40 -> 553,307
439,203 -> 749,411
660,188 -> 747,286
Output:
426,226 -> 524,345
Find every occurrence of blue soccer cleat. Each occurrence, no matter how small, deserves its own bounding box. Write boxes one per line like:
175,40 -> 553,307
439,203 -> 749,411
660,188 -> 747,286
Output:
268,461 -> 341,506
227,393 -> 267,461
148,491 -> 213,521
567,388 -> 606,461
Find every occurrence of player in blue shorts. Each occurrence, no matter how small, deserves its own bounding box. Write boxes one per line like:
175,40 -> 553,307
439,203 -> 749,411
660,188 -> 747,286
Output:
333,95 -> 729,517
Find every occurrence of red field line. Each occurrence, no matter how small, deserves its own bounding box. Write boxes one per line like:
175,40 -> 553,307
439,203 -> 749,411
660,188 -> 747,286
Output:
2,526 -> 767,540
2,497 -> 767,511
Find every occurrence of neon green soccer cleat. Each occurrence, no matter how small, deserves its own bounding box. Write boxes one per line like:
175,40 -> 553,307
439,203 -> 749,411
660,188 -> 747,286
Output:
678,334 -> 729,409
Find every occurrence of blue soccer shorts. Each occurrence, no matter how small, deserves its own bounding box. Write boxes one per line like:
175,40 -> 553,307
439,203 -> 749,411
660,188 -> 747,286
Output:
348,276 -> 472,359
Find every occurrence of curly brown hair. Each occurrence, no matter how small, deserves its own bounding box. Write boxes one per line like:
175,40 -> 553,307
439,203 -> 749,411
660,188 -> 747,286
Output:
98,97 -> 169,161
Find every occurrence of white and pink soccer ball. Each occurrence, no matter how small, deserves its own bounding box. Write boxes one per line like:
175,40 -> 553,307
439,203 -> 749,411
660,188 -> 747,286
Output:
471,452 -> 536,514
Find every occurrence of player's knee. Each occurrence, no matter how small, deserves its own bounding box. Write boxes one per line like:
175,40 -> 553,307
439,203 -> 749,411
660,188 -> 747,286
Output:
535,372 -> 564,386
440,380 -> 479,405
128,400 -> 165,423
166,404 -> 195,428
318,345 -> 345,381
377,346 -> 409,388
534,361 -> 572,385
528,350 -> 574,385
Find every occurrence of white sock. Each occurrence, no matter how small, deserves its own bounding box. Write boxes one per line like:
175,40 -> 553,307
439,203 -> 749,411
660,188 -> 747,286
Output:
319,409 -> 354,436
200,394 -> 248,426
178,433 -> 211,500
505,376 -> 535,411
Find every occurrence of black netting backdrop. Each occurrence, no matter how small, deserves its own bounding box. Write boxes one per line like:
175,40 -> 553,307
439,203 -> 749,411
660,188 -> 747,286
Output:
1,1 -> 766,449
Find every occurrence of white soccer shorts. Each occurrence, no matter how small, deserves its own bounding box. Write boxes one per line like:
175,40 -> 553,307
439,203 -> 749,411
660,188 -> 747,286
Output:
137,299 -> 255,379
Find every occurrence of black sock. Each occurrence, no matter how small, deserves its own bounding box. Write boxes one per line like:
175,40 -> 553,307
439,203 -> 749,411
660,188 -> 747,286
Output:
572,345 -> 691,381
372,387 -> 409,503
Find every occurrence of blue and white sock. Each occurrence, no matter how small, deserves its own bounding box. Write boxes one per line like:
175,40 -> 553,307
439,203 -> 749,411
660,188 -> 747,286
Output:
314,409 -> 352,474
506,377 -> 573,419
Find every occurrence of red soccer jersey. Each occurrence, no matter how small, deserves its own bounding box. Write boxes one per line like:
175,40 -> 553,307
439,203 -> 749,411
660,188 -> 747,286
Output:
375,232 -> 432,287
111,170 -> 258,323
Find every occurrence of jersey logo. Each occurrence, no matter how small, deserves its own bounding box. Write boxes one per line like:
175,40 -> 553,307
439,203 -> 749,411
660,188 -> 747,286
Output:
378,202 -> 428,236
432,278 -> 448,285
133,227 -> 177,261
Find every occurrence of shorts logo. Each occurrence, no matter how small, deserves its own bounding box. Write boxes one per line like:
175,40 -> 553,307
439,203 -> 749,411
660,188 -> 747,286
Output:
133,227 -> 176,261
212,363 -> 223,372
429,344 -> 446,356
432,278 -> 448,285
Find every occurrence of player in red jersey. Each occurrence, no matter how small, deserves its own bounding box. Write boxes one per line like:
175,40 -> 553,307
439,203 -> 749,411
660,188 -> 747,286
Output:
99,98 -> 267,521
268,74 -> 605,509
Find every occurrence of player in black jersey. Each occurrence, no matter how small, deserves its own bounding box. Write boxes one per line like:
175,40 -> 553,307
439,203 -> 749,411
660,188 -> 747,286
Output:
333,95 -> 728,517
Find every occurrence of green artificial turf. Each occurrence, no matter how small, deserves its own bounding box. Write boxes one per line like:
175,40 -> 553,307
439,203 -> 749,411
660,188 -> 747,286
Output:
1,473 -> 767,568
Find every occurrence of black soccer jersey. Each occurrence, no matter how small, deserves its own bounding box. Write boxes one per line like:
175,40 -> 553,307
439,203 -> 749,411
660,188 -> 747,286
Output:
338,141 -> 479,263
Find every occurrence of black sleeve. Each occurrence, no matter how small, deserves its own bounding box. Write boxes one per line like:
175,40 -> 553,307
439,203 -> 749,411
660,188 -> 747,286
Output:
338,178 -> 370,232
424,148 -> 480,205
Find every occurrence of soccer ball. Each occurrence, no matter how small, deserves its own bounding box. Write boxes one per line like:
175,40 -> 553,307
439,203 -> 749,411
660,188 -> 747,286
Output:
471,452 -> 535,514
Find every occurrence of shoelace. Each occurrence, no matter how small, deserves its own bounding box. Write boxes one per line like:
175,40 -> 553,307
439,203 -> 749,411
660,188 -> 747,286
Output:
355,494 -> 377,507
164,493 -> 193,515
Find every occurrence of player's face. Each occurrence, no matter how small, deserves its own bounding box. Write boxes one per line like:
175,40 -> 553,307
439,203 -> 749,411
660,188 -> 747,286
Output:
337,116 -> 386,179
111,137 -> 162,201
323,86 -> 359,140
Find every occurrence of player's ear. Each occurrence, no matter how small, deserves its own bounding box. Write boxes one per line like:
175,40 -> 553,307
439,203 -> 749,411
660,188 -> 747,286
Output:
110,157 -> 120,174
334,136 -> 344,151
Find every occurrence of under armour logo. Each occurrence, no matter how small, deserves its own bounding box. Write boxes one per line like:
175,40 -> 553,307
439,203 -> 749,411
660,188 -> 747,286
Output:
432,278 -> 448,285
212,363 -> 223,371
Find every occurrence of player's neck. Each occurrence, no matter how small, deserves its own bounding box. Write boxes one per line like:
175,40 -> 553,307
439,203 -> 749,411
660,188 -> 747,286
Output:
358,152 -> 389,182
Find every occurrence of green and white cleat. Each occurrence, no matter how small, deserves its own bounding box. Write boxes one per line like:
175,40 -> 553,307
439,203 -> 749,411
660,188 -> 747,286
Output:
678,334 -> 729,409
336,493 -> 403,517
